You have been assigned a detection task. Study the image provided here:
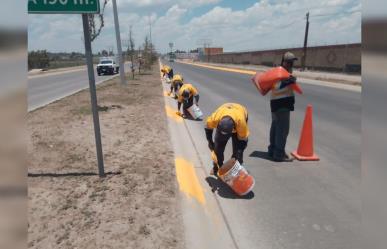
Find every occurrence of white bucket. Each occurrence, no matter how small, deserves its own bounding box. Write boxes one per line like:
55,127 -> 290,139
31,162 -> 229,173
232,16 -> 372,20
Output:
187,104 -> 203,120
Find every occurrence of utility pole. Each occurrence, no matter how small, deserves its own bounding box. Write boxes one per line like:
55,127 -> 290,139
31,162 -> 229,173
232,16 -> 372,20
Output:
112,0 -> 126,85
302,12 -> 310,70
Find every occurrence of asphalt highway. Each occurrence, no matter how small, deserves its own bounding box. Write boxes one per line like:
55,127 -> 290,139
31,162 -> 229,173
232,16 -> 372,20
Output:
28,64 -> 130,111
27,59 -> 361,248
165,60 -> 361,249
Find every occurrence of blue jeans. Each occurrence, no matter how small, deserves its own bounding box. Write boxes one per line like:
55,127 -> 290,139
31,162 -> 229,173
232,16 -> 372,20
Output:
268,111 -> 290,159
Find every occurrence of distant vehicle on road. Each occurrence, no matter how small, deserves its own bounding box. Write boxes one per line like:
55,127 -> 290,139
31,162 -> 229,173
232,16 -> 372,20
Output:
169,53 -> 176,62
97,58 -> 119,76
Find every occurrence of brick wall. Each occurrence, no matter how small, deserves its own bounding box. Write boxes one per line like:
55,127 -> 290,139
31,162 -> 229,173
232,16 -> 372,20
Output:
207,44 -> 361,73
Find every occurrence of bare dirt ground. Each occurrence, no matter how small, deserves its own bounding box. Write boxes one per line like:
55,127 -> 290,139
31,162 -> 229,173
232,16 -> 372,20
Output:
27,66 -> 184,249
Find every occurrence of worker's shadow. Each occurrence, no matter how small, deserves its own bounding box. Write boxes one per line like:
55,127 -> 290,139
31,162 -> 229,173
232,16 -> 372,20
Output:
205,177 -> 254,200
249,150 -> 275,162
28,171 -> 121,178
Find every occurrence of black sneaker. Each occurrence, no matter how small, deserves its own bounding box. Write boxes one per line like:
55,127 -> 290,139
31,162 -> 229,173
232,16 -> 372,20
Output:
210,163 -> 219,177
273,154 -> 294,162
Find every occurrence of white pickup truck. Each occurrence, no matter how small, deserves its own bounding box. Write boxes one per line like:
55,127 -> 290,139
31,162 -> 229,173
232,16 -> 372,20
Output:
96,58 -> 119,76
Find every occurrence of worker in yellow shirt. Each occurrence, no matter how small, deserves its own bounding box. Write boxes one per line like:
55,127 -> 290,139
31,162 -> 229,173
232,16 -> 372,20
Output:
170,74 -> 184,99
161,65 -> 174,80
177,83 -> 200,118
205,103 -> 249,176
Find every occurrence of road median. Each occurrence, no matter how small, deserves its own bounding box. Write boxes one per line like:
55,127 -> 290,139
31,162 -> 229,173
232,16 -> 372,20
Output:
28,66 -> 184,249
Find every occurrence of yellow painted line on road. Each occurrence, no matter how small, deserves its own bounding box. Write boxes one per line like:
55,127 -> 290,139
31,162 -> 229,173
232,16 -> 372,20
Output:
179,61 -> 257,76
175,157 -> 206,205
165,105 -> 183,123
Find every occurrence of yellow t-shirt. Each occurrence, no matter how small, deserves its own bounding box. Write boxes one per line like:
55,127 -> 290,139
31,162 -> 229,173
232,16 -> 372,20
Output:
206,103 -> 249,139
172,74 -> 183,85
177,84 -> 198,103
163,65 -> 171,73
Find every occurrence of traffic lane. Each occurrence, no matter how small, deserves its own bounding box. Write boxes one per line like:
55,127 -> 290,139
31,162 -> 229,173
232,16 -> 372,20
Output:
172,62 -> 360,131
28,64 -> 130,110
167,61 -> 361,248
171,62 -> 360,167
172,60 -> 360,178
183,85 -> 360,249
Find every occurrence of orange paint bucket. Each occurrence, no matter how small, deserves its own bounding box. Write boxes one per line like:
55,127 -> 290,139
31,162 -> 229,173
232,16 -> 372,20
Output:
218,158 -> 255,196
251,67 -> 303,96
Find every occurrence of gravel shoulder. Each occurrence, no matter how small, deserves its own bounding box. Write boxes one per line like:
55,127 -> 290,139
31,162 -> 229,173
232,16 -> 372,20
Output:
27,66 -> 184,249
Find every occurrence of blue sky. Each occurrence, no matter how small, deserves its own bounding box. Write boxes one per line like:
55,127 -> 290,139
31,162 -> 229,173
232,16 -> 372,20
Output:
28,0 -> 361,53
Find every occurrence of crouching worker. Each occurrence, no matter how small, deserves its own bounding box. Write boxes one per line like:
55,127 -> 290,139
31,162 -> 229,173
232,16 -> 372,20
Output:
161,65 -> 174,81
177,83 -> 199,118
170,74 -> 184,99
205,103 -> 249,176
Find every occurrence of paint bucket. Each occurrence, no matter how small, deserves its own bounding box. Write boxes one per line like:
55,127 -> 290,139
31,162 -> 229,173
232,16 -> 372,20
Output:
218,159 -> 255,196
251,67 -> 302,95
187,104 -> 203,120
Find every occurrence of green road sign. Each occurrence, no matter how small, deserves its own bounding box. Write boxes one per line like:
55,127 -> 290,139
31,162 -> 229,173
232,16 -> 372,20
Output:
28,0 -> 100,14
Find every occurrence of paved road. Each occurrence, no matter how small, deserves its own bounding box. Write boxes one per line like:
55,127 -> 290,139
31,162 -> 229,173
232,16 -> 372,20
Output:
28,64 -> 130,111
165,60 -> 361,249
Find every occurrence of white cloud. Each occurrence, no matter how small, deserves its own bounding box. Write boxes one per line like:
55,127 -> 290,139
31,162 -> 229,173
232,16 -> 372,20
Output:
118,0 -> 220,8
28,0 -> 361,53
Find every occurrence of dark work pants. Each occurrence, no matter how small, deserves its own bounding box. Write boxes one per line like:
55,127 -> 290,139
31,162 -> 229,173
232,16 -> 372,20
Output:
171,82 -> 182,95
268,111 -> 290,159
182,97 -> 194,115
214,131 -> 243,167
168,69 -> 174,79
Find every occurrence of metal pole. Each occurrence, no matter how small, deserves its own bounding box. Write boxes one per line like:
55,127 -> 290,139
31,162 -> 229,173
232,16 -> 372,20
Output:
82,14 -> 105,177
302,12 -> 310,70
112,0 -> 126,85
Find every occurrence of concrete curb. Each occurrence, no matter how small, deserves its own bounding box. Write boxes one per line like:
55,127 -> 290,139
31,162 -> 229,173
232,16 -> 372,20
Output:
159,59 -> 238,249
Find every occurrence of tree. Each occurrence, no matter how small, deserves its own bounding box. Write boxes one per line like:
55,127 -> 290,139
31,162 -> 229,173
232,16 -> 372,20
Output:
142,35 -> 157,69
101,50 -> 109,57
127,25 -> 136,79
88,0 -> 109,42
28,50 -> 50,70
143,35 -> 150,69
138,46 -> 143,74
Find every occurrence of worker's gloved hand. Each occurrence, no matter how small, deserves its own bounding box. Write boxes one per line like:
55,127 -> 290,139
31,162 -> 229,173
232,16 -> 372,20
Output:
235,150 -> 244,164
208,140 -> 215,151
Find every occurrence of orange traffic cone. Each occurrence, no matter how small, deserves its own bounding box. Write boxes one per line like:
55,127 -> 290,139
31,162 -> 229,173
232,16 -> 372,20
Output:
291,105 -> 320,161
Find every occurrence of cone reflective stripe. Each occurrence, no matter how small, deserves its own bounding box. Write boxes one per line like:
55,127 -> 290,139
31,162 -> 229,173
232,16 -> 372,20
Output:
291,105 -> 320,161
